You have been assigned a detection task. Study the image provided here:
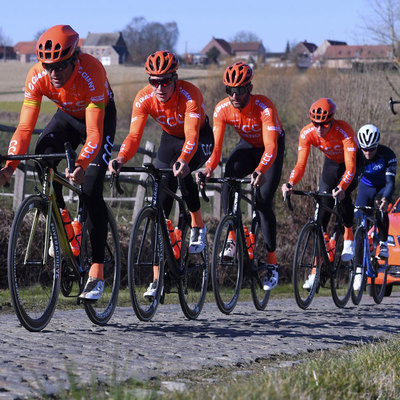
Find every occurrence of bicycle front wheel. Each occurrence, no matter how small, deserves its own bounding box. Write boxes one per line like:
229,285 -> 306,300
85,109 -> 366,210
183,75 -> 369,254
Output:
128,206 -> 164,321
83,205 -> 121,325
250,218 -> 270,310
292,222 -> 320,310
369,258 -> 388,304
178,223 -> 209,319
8,195 -> 61,331
330,227 -> 353,308
351,226 -> 366,305
211,215 -> 243,314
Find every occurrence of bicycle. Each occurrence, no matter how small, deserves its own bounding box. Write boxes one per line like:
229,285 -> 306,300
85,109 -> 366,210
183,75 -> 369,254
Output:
352,205 -> 389,305
285,190 -> 354,309
114,162 -> 208,321
198,174 -> 271,314
2,144 -> 121,332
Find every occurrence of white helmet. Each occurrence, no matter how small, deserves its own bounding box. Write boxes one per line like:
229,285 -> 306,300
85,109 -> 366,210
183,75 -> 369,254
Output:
357,124 -> 380,149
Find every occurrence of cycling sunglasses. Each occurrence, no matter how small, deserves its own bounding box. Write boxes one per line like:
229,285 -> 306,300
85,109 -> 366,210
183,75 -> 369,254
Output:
42,57 -> 74,73
362,146 -> 378,152
312,121 -> 331,128
226,85 -> 250,96
148,76 -> 175,88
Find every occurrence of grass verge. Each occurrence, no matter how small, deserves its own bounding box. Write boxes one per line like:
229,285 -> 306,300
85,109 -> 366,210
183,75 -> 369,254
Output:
43,337 -> 400,399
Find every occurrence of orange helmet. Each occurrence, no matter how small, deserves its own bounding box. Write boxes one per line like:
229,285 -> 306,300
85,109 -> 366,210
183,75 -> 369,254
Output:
36,25 -> 79,63
309,98 -> 336,123
223,62 -> 253,87
144,50 -> 179,75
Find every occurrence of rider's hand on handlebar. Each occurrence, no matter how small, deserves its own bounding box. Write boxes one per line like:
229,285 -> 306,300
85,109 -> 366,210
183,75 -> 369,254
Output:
0,165 -> 13,187
332,186 -> 345,201
65,165 -> 85,185
281,182 -> 293,198
108,156 -> 125,175
251,170 -> 265,187
173,159 -> 190,178
197,167 -> 212,188
376,197 -> 388,212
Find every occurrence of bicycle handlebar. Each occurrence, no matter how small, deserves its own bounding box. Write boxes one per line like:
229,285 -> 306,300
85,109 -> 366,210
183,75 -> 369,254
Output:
197,173 -> 257,203
389,97 -> 400,115
285,189 -> 338,212
110,161 -> 188,196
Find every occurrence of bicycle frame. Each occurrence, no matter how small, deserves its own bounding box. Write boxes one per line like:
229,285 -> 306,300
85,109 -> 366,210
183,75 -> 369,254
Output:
40,166 -> 89,279
127,163 -> 191,278
288,190 -> 353,309
356,208 -> 380,278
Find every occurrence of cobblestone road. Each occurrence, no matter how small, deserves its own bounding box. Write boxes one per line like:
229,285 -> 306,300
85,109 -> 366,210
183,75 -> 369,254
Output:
1,294 -> 400,399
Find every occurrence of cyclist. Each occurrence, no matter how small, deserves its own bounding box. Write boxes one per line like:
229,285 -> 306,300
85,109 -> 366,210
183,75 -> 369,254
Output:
353,124 -> 397,289
109,50 -> 214,299
0,25 -> 116,301
200,61 -> 285,291
281,98 -> 360,289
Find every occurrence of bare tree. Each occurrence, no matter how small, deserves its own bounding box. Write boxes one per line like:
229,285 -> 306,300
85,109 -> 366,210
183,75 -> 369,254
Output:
123,17 -> 179,64
34,29 -> 47,41
361,0 -> 400,55
0,27 -> 11,45
230,31 -> 261,43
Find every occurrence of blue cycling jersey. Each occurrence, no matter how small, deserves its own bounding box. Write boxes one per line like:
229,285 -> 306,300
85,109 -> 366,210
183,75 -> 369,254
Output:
360,144 -> 397,200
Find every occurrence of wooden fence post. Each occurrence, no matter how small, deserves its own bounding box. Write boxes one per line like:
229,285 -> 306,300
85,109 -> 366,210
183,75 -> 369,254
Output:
131,140 -> 155,222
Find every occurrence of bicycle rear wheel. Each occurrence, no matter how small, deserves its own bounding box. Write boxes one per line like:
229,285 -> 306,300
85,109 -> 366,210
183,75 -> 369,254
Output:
128,206 -> 164,321
330,226 -> 353,308
83,205 -> 121,325
369,258 -> 388,304
351,226 -> 367,305
292,222 -> 320,309
8,195 -> 61,331
250,218 -> 270,310
178,223 -> 209,319
211,215 -> 243,314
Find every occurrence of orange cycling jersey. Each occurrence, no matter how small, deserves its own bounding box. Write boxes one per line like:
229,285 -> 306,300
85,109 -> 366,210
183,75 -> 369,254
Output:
206,95 -> 283,174
6,53 -> 112,171
289,120 -> 358,190
118,80 -> 205,164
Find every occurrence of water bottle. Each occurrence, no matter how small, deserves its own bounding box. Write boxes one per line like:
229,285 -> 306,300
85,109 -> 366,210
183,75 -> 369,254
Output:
166,219 -> 179,259
61,209 -> 74,242
174,227 -> 182,259
71,219 -> 82,257
324,232 -> 334,262
243,225 -> 253,260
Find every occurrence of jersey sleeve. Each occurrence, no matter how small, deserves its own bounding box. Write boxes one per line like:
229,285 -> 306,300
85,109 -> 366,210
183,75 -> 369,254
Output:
206,105 -> 226,171
338,135 -> 358,190
178,91 -> 202,164
118,91 -> 149,162
289,130 -> 311,186
5,103 -> 40,171
75,104 -> 105,170
383,148 -> 397,201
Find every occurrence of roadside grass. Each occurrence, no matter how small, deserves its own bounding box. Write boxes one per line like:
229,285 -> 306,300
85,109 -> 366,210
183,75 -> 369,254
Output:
44,337 -> 400,399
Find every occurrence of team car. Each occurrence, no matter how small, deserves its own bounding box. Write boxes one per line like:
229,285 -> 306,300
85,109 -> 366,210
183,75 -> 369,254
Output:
373,196 -> 400,296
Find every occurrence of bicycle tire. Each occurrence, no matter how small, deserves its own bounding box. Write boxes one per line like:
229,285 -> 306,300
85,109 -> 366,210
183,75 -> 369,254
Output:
330,226 -> 353,308
178,223 -> 209,319
292,222 -> 320,309
128,206 -> 164,321
7,195 -> 61,331
83,205 -> 121,325
351,226 -> 367,305
211,215 -> 243,314
370,259 -> 388,304
250,218 -> 270,310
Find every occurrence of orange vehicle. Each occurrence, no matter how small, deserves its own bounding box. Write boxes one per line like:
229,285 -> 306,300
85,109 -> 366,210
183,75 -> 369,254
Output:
372,196 -> 400,295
